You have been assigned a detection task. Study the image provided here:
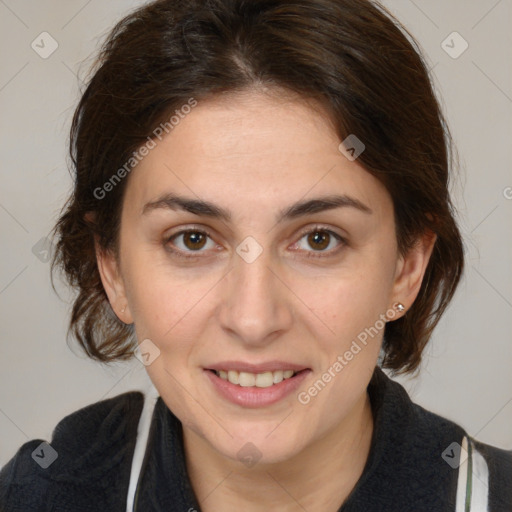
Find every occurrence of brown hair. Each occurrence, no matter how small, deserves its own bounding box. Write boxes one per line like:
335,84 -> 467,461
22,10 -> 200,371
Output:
52,0 -> 464,374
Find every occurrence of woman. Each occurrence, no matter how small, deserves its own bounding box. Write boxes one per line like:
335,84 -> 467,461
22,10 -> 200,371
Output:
1,0 -> 510,510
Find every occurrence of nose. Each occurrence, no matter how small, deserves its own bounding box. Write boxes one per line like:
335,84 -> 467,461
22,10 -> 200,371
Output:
217,248 -> 294,347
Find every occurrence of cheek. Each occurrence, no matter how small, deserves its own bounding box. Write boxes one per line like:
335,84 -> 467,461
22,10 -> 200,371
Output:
121,245 -> 194,329
291,262 -> 393,345
125,272 -> 172,337
122,255 -> 224,367
294,270 -> 387,415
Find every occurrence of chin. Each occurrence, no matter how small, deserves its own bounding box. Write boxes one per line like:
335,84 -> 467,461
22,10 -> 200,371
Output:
207,421 -> 310,467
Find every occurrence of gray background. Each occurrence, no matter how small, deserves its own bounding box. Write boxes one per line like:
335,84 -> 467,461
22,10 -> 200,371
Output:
0,0 -> 511,468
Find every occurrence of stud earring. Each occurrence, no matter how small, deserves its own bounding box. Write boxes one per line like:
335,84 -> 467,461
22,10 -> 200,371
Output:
121,306 -> 126,313
394,302 -> 405,313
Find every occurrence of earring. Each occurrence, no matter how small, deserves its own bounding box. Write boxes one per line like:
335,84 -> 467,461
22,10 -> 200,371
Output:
121,306 -> 126,313
394,302 -> 405,313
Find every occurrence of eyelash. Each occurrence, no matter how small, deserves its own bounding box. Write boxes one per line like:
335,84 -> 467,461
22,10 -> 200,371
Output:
163,225 -> 346,260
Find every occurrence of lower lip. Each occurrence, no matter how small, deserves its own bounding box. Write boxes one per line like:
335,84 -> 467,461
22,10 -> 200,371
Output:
204,369 -> 311,408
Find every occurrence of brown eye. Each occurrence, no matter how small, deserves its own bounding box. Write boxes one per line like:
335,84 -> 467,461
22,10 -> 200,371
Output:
294,228 -> 345,256
166,229 -> 216,256
307,231 -> 331,251
182,231 -> 207,250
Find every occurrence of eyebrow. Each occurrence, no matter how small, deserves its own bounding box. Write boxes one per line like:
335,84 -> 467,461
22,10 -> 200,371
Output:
142,193 -> 373,222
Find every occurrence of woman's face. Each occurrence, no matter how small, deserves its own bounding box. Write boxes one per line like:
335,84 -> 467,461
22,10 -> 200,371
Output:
100,90 -> 426,465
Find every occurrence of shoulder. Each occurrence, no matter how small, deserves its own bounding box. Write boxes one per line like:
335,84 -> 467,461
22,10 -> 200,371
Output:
366,367 -> 512,509
378,368 -> 512,471
0,391 -> 144,510
49,389 -> 145,472
369,367 -> 468,452
471,437 -> 512,470
470,437 -> 512,510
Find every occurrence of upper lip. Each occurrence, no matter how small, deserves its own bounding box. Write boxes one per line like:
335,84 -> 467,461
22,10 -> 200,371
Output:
206,361 -> 310,373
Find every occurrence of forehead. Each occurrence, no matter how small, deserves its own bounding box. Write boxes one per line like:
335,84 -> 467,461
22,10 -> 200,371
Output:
122,90 -> 392,221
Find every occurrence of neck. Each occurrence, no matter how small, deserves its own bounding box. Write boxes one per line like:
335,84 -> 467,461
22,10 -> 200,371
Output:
183,390 -> 374,512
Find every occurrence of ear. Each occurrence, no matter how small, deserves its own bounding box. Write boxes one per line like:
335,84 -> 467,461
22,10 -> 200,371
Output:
95,241 -> 134,325
389,230 -> 437,318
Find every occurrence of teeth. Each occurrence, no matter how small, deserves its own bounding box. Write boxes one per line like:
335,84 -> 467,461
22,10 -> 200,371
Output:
239,372 -> 256,387
273,370 -> 284,384
227,370 -> 239,385
215,369 -> 298,387
255,372 -> 273,388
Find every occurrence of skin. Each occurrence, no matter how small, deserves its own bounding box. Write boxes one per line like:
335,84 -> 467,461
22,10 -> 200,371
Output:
97,88 -> 435,511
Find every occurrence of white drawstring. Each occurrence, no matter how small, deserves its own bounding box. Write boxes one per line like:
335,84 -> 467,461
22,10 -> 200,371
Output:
455,436 -> 490,512
125,385 -> 159,512
468,439 -> 490,511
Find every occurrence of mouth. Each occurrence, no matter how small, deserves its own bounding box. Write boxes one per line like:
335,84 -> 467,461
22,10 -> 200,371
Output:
209,368 -> 305,388
203,362 -> 311,408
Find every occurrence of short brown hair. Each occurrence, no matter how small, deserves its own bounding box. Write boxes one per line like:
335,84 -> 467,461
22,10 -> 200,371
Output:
52,0 -> 464,374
